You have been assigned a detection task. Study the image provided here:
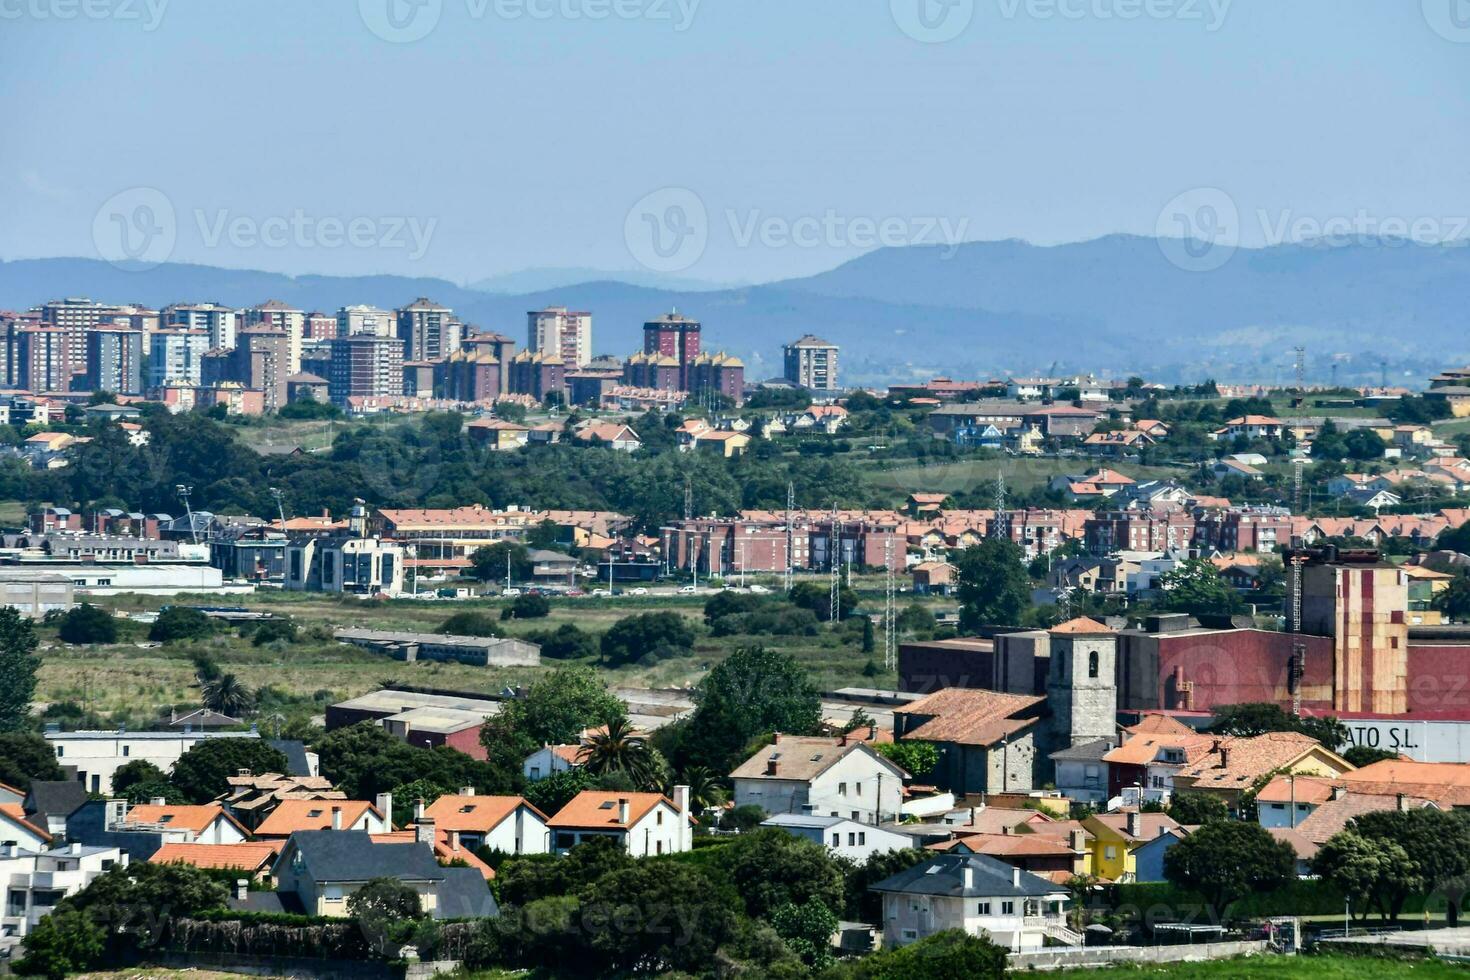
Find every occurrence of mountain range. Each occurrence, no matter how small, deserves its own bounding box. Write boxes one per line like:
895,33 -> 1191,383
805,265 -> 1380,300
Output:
2,235 -> 1466,385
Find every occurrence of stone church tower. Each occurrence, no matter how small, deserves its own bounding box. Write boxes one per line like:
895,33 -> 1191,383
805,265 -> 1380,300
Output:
1046,617 -> 1119,749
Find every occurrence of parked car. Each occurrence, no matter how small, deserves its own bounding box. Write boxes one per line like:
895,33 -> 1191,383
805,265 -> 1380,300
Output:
591,588 -> 610,597
629,587 -> 649,596
501,587 -> 522,597
748,584 -> 771,594
678,585 -> 698,594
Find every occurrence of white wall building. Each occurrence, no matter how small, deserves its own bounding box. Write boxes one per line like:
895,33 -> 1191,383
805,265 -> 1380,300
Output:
527,307 -> 592,368
761,813 -> 914,864
44,730 -> 261,795
545,790 -> 692,857
148,329 -> 212,387
0,844 -> 125,955
418,792 -> 550,855
731,735 -> 906,825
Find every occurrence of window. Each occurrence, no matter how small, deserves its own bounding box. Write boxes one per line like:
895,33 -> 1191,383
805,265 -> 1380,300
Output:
656,841 -> 663,855
838,782 -> 847,796
7,890 -> 24,917
1001,901 -> 1014,915
831,833 -> 840,846
656,810 -> 663,825
323,886 -> 344,901
856,783 -> 862,797
122,745 -> 130,757
1105,845 -> 1117,860
1088,651 -> 1099,678
848,833 -> 856,846
1270,803 -> 1285,811
529,766 -> 541,780
901,929 -> 918,941
858,833 -> 866,845
977,901 -> 991,915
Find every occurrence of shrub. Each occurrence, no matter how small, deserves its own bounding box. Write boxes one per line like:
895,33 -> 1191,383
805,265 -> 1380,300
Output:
599,611 -> 696,667
438,611 -> 500,637
56,604 -> 118,645
249,618 -> 298,646
150,606 -> 214,643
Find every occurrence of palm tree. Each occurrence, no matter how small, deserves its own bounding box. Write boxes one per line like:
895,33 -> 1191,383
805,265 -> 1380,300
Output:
680,766 -> 727,812
202,673 -> 253,717
579,718 -> 658,787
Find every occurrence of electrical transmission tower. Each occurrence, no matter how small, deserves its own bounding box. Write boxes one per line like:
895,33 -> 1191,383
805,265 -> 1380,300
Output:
683,478 -> 693,521
784,482 -> 795,593
829,503 -> 841,624
991,472 -> 1009,541
883,535 -> 897,670
1290,421 -> 1308,716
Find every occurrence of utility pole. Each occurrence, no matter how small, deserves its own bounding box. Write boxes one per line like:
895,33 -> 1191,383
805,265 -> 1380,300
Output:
829,503 -> 841,624
785,481 -> 795,593
883,535 -> 896,671
1290,348 -> 1308,717
176,484 -> 199,546
269,486 -> 288,531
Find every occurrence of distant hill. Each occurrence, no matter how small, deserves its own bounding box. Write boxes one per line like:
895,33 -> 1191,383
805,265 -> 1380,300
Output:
4,236 -> 1467,384
467,267 -> 746,295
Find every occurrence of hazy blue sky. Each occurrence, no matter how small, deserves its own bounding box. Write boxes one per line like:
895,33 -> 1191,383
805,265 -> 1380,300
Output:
2,0 -> 1468,284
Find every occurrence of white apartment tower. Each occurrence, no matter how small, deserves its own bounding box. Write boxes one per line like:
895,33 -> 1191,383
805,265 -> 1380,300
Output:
244,300 -> 306,376
161,303 -> 238,351
528,307 -> 593,368
148,329 -> 212,387
337,305 -> 397,339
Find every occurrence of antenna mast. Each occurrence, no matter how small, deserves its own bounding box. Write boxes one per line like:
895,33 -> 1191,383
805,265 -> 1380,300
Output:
784,481 -> 795,593
829,503 -> 841,624
883,535 -> 897,671
1290,345 -> 1308,717
991,472 -> 1009,542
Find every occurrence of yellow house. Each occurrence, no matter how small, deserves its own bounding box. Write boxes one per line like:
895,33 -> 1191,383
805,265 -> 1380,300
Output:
694,430 -> 751,458
1170,731 -> 1355,816
1080,811 -> 1181,882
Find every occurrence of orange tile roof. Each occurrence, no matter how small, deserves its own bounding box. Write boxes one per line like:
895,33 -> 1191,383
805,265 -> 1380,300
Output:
1050,616 -> 1114,635
894,689 -> 1044,747
1255,774 -> 1342,805
1088,811 -> 1181,844
1176,732 -> 1341,790
0,802 -> 51,841
1294,792 -> 1437,845
371,830 -> 496,880
254,799 -> 382,837
942,832 -> 1075,858
945,807 -> 1054,836
1102,733 -> 1215,767
1124,714 -> 1199,738
421,795 -> 545,833
126,803 -> 242,836
150,841 -> 279,871
546,791 -> 674,830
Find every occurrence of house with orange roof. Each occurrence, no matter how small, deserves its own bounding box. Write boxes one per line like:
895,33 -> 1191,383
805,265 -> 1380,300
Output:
1292,789 -> 1439,846
254,798 -> 391,839
121,802 -> 248,845
0,803 -> 52,850
932,830 -> 1086,879
1210,415 -> 1285,441
522,743 -> 584,782
730,734 -> 907,824
1336,759 -> 1470,808
1170,732 -> 1355,815
1081,810 -> 1183,881
416,790 -> 549,855
545,789 -> 693,857
894,688 -> 1046,796
1253,774 -> 1346,830
1102,727 -> 1215,803
1133,420 -> 1171,438
150,841 -> 281,880
465,417 -> 530,451
573,422 -> 641,452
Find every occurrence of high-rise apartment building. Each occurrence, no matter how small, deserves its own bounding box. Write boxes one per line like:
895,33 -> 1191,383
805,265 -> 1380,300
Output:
337,305 -> 396,338
304,311 -> 339,341
16,327 -> 75,393
783,335 -> 839,391
244,300 -> 306,376
85,327 -> 144,394
161,303 -> 239,351
642,312 -> 701,390
528,306 -> 593,368
149,329 -> 212,388
397,298 -> 461,361
329,335 -> 404,405
202,328 -> 290,410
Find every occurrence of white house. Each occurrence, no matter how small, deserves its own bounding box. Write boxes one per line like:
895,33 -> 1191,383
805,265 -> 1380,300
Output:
729,735 -> 907,825
44,729 -> 262,795
760,813 -> 914,864
116,802 -> 248,844
0,805 -> 51,852
417,791 -> 550,855
868,853 -> 1074,951
545,789 -> 693,857
0,844 -> 126,956
522,744 -> 582,782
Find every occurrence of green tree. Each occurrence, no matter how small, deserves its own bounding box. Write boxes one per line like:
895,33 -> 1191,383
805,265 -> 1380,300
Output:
770,899 -> 838,969
62,861 -> 229,956
249,618 -> 298,646
1207,702 -> 1349,750
13,905 -> 108,979
149,606 -> 214,643
112,759 -> 169,794
875,740 -> 937,779
56,604 -> 118,645
848,929 -> 1007,979
788,581 -> 858,622
438,611 -> 500,637
1167,791 -> 1229,825
1343,745 -> 1399,768
575,862 -> 735,975
1352,808 -> 1470,924
0,607 -> 39,732
201,673 -> 254,716
955,538 -> 1031,630
523,623 -> 598,660
680,646 -> 822,771
522,767 -> 600,818
494,665 -> 627,747
1312,831 -> 1421,922
679,765 -> 727,812
170,739 -> 289,803
348,877 -> 424,954
861,617 -> 875,653
599,611 -> 696,667
1343,428 -> 1387,461
1437,523 -> 1470,555
1157,559 -> 1243,616
1311,419 -> 1346,461
506,593 -> 551,620
0,732 -> 65,790
718,827 -> 845,919
1435,572 -> 1470,622
470,542 -> 531,584
1163,821 -> 1295,917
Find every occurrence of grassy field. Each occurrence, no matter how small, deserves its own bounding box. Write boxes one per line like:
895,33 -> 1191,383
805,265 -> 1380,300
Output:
1041,953 -> 1469,978
38,582 -> 912,727
863,456 -> 1189,495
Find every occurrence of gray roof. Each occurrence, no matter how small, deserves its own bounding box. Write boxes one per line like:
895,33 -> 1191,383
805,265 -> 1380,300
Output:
434,866 -> 498,920
1049,738 -> 1115,763
762,813 -> 851,830
228,891 -> 303,914
267,739 -> 313,777
283,830 -> 445,884
24,780 -> 89,820
869,853 -> 1064,899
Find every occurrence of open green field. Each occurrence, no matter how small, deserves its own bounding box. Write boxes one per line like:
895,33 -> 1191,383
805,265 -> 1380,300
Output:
1040,953 -> 1468,979
863,456 -> 1190,496
38,582 -> 911,727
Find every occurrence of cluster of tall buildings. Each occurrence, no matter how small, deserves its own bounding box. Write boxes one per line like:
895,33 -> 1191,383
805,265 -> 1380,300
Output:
0,299 -> 772,414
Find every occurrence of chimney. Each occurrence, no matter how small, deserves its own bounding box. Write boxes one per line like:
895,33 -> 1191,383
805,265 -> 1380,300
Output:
618,798 -> 630,824
235,878 -> 249,901
1397,793 -> 1409,812
70,842 -> 83,855
448,830 -> 460,852
839,732 -> 848,746
962,864 -> 975,890
151,797 -> 166,807
1012,866 -> 1021,888
1126,811 -> 1142,838
416,816 -> 436,845
376,793 -> 394,827
1069,830 -> 1085,852
1333,786 -> 1347,801
1001,825 -> 1012,836
766,760 -> 780,776
460,786 -> 474,796
1158,825 -> 1170,838
1218,748 -> 1230,770
330,806 -> 342,830
415,799 -> 426,820
674,784 -> 690,820
868,724 -> 878,741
